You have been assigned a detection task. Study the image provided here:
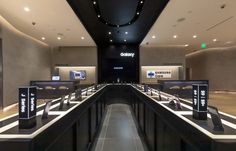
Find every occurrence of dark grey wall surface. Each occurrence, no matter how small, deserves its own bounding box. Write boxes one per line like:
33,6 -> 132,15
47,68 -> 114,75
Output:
0,17 -> 51,107
186,47 -> 236,91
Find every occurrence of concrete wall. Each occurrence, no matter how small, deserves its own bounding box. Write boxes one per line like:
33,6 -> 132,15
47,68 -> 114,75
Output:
141,66 -> 180,84
186,47 -> 236,91
0,16 -> 51,107
52,46 -> 98,84
58,67 -> 96,84
140,46 -> 186,83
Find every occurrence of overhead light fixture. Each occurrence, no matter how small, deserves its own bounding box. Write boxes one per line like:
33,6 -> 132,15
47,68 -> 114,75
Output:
24,7 -> 30,12
98,15 -> 100,18
124,39 -> 127,42
57,37 -> 62,40
41,37 -> 46,40
140,1 -> 143,4
152,35 -> 156,39
184,44 -> 189,47
110,39 -> 113,42
213,39 -> 217,42
93,1 -> 96,5
81,37 -> 85,40
125,32 -> 128,35
193,35 -> 197,38
108,32 -> 111,35
173,35 -> 178,39
137,12 -> 140,15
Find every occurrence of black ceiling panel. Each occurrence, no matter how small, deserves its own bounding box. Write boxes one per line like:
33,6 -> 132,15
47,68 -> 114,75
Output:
67,0 -> 169,45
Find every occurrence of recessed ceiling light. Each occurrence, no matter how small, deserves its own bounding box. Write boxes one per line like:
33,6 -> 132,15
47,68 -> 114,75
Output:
93,1 -> 96,4
140,1 -> 143,4
110,39 -> 113,42
173,35 -> 178,38
57,37 -> 61,40
108,32 -> 111,35
137,12 -> 140,15
81,37 -> 85,40
24,7 -> 30,12
152,35 -> 156,39
184,44 -> 189,47
125,32 -> 128,35
213,39 -> 217,42
193,35 -> 197,38
117,25 -> 119,28
41,37 -> 45,40
124,39 -> 127,42
98,15 -> 100,18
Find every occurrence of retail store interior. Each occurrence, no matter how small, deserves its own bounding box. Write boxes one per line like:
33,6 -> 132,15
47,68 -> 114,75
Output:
0,0 -> 236,151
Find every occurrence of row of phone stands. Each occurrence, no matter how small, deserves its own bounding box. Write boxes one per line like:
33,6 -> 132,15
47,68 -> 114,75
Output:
41,85 -> 99,119
140,84 -> 224,132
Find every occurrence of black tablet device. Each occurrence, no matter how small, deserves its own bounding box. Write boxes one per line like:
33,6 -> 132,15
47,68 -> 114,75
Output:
208,106 -> 224,131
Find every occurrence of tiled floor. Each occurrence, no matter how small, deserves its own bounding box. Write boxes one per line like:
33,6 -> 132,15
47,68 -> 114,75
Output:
93,104 -> 146,151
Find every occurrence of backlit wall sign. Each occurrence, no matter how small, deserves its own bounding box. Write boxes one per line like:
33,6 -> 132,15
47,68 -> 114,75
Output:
120,52 -> 135,58
146,70 -> 172,78
192,84 -> 208,120
19,86 -> 37,129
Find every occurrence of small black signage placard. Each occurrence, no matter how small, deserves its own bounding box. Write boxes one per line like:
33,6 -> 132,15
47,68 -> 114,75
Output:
192,84 -> 208,120
19,87 -> 37,129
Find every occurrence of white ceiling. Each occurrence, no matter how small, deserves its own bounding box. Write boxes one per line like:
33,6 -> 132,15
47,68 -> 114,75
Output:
141,0 -> 236,53
0,0 -> 96,46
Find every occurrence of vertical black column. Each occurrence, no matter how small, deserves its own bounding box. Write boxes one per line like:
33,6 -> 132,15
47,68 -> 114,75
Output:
0,39 -> 3,110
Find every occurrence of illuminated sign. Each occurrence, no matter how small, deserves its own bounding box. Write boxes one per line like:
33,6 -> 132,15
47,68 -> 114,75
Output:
192,84 -> 208,120
120,52 -> 135,58
114,67 -> 124,70
146,70 -> 172,78
19,87 -> 37,129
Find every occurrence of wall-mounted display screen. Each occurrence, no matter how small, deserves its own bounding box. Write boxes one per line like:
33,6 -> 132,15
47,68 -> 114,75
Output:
52,76 -> 60,81
70,70 -> 86,80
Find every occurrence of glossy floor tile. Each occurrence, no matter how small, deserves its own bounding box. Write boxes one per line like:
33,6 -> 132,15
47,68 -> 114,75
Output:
93,104 -> 146,151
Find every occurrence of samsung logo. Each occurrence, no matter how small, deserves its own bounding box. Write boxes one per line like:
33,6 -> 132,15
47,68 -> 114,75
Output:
120,52 -> 135,58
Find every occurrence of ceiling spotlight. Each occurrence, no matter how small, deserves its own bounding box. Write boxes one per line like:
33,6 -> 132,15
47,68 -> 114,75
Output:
110,39 -> 113,42
93,1 -> 96,4
57,37 -> 61,40
81,37 -> 85,40
98,15 -> 100,18
108,32 -> 111,35
124,39 -> 127,42
152,35 -> 156,39
213,39 -> 217,42
173,35 -> 178,38
137,12 -> 140,15
193,35 -> 197,38
140,1 -> 143,4
24,7 -> 30,12
125,32 -> 128,34
129,22 -> 131,25
184,44 -> 189,47
41,37 -> 45,40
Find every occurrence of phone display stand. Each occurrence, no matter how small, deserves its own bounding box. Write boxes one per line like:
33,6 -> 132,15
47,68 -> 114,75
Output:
42,100 -> 52,119
208,106 -> 224,131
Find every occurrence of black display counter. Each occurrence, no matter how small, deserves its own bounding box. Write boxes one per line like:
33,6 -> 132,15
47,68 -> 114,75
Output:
0,84 -> 236,151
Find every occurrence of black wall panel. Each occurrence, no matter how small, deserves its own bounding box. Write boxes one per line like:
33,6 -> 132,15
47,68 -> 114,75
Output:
98,44 -> 139,83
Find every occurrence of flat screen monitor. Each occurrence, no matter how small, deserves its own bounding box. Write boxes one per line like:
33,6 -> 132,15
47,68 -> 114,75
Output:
70,70 -> 86,80
208,106 -> 224,131
52,76 -> 60,81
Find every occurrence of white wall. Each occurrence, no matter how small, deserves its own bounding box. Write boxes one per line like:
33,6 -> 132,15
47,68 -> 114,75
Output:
140,46 -> 186,83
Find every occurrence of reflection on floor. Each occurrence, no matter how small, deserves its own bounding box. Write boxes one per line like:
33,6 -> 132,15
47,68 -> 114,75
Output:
209,92 -> 236,116
93,104 -> 146,151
